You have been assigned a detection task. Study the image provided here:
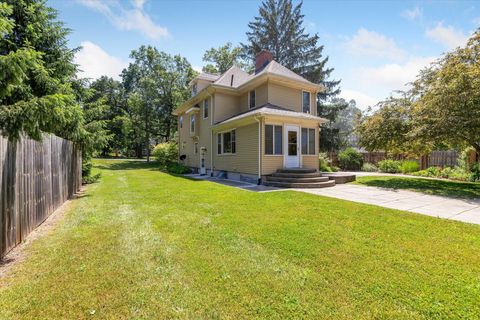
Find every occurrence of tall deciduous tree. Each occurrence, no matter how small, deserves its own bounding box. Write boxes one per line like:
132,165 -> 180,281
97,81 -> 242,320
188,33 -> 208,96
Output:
122,46 -> 195,161
241,0 -> 339,97
202,42 -> 247,74
411,29 -> 480,158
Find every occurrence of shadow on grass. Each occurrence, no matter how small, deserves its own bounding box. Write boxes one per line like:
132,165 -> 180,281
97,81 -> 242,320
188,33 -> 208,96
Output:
357,177 -> 480,199
94,160 -> 159,171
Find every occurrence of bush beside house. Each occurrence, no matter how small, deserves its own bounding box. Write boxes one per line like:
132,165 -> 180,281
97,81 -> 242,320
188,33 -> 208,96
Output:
152,142 -> 191,174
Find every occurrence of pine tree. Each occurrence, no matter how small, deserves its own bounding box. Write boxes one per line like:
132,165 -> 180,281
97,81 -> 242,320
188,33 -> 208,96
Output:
0,0 -> 84,141
241,0 -> 340,98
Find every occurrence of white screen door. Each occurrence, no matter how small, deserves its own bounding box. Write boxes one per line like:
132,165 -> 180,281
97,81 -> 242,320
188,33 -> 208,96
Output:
284,125 -> 300,168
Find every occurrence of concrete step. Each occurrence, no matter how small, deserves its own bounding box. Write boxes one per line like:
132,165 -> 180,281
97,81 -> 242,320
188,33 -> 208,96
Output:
276,168 -> 317,174
264,180 -> 335,188
271,172 -> 323,178
266,176 -> 330,183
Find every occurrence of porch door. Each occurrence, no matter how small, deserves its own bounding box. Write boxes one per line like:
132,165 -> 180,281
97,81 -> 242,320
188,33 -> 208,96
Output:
284,125 -> 300,168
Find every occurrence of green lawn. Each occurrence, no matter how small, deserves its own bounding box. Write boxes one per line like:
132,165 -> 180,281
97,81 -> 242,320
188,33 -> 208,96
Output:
1,160 -> 480,319
353,175 -> 480,199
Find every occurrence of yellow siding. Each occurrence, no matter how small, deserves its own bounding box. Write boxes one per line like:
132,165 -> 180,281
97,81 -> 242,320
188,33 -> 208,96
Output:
268,83 -> 316,116
302,156 -> 319,170
213,92 -> 240,124
213,123 -> 259,175
239,83 -> 268,113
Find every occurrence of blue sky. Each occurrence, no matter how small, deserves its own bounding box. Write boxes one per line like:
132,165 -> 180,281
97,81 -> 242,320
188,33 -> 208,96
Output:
49,0 -> 480,109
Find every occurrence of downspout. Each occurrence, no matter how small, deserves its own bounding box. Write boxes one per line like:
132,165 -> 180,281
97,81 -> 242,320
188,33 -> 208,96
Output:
254,115 -> 262,185
210,94 -> 214,176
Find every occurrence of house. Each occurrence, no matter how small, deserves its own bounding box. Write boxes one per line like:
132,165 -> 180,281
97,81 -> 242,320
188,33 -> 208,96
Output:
173,50 -> 333,187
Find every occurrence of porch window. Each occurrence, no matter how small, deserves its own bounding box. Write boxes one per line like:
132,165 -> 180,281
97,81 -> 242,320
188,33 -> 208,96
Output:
301,128 -> 315,155
249,90 -> 256,109
190,114 -> 195,133
302,91 -> 311,113
203,98 -> 209,119
265,125 -> 283,155
217,129 -> 236,154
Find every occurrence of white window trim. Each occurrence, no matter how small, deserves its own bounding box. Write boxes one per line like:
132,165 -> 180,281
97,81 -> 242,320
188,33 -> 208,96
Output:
248,90 -> 256,109
190,114 -> 195,134
203,98 -> 209,119
264,124 -> 283,156
217,128 -> 237,155
301,127 -> 316,155
302,91 -> 311,114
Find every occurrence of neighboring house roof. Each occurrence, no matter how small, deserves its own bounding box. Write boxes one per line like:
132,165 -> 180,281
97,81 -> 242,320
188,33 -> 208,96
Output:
214,103 -> 327,127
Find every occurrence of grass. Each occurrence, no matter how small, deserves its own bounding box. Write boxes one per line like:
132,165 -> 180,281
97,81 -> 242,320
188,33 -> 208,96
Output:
1,159 -> 480,319
354,175 -> 480,199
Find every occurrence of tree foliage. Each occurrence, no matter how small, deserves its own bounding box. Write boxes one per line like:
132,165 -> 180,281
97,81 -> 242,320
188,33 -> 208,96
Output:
121,46 -> 195,160
411,29 -> 480,156
0,0 -> 84,141
241,0 -> 339,97
202,42 -> 247,74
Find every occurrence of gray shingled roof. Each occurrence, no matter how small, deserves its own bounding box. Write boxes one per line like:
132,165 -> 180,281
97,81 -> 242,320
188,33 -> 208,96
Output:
214,103 -> 326,126
213,66 -> 253,87
196,72 -> 220,82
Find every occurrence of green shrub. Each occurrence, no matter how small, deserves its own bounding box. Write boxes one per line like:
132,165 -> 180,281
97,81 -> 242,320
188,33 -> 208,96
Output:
378,159 -> 401,173
152,142 -> 178,166
338,148 -> 363,171
165,163 -> 191,174
83,173 -> 101,184
470,163 -> 480,182
318,153 -> 333,172
400,160 -> 419,174
361,162 -> 378,172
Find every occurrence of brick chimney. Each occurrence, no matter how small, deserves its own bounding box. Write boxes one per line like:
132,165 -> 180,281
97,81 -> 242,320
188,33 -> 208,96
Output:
255,49 -> 273,74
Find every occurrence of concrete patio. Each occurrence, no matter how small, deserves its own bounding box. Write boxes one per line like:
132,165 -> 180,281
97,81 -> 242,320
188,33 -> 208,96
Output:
297,184 -> 480,225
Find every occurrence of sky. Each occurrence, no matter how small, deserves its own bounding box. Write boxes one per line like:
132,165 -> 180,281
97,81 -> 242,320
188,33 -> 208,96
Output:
49,0 -> 480,110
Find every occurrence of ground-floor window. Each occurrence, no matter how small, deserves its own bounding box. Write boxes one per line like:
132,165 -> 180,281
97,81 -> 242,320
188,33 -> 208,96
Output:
301,128 -> 316,155
265,125 -> 283,155
217,129 -> 236,154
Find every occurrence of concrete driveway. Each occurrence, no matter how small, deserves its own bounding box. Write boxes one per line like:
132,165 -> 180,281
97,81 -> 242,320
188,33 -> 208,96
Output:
297,184 -> 480,225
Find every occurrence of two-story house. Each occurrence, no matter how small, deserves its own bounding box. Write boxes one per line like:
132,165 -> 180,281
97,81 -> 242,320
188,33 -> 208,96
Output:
173,50 -> 330,186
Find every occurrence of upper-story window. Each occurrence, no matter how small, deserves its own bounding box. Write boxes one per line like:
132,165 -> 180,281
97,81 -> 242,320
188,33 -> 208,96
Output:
203,98 -> 209,119
302,91 -> 311,113
190,114 -> 195,133
179,115 -> 183,128
192,83 -> 197,96
249,90 -> 256,109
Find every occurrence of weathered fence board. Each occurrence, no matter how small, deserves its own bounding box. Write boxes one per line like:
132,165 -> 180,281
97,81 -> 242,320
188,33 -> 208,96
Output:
0,133 -> 81,258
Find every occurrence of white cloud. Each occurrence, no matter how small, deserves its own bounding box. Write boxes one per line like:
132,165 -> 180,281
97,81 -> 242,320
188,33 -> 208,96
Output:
354,56 -> 436,90
340,89 -> 380,110
402,6 -> 422,21
77,0 -> 169,40
344,28 -> 407,61
75,41 -> 127,80
425,23 -> 468,49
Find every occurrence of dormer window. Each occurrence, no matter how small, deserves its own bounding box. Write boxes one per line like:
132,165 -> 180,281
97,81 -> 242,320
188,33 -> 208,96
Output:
302,91 -> 311,113
179,115 -> 183,128
249,90 -> 256,109
192,83 -> 197,96
190,114 -> 195,133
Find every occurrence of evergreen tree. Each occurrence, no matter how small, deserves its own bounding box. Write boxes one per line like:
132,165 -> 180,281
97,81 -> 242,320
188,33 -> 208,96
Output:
0,0 -> 84,141
241,0 -> 339,97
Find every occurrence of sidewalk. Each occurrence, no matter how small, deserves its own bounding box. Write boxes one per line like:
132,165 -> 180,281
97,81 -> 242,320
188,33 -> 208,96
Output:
297,184 -> 480,225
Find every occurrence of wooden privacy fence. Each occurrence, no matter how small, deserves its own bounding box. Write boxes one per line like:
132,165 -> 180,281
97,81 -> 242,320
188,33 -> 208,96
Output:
0,133 -> 81,258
